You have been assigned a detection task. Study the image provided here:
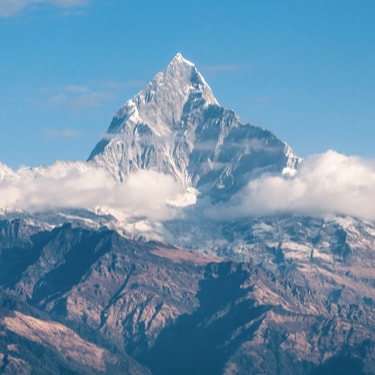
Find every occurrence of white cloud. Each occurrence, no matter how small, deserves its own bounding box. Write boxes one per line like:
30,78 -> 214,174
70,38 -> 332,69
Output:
0,163 -> 184,222
47,85 -> 114,110
202,64 -> 249,73
206,150 -> 375,221
65,85 -> 90,93
112,170 -> 184,221
0,0 -> 89,17
0,1 -> 24,16
1,150 -> 374,226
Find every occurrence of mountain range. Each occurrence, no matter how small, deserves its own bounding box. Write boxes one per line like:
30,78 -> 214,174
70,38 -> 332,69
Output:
0,53 -> 374,374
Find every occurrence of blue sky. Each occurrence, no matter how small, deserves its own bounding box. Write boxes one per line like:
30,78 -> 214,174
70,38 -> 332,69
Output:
1,0 -> 374,169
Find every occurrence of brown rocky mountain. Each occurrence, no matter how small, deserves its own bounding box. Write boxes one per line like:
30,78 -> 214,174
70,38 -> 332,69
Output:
0,219 -> 374,374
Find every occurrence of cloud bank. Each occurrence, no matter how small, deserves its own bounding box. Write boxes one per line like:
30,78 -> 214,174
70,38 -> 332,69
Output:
1,150 -> 375,224
0,163 -> 184,221
0,0 -> 89,17
207,150 -> 375,221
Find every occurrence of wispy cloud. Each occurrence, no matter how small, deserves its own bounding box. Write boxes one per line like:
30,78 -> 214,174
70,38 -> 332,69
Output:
206,150 -> 375,221
0,0 -> 89,17
251,95 -> 271,104
41,128 -> 81,139
202,64 -> 249,73
47,85 -> 114,110
100,80 -> 145,90
65,85 -> 90,93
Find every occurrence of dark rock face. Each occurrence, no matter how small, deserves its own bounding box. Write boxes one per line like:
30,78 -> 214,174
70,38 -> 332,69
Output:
0,219 -> 374,374
140,262 -> 271,375
0,292 -> 150,375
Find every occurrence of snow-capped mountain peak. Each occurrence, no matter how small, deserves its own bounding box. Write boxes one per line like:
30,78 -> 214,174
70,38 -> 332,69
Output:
163,52 -> 218,105
89,53 -> 298,199
0,162 -> 17,181
110,52 -> 219,137
171,52 -> 193,65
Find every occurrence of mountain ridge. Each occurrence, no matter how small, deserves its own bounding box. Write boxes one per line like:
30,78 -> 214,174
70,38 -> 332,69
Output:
88,53 -> 298,200
0,219 -> 374,374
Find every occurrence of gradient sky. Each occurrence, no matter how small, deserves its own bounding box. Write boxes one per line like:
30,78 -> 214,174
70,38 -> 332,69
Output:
1,0 -> 374,170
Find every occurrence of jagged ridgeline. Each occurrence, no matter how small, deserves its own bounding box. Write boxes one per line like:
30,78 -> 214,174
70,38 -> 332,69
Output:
88,53 -> 298,200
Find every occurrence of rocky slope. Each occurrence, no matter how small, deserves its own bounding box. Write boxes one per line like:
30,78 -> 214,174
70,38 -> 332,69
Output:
0,291 -> 150,375
0,219 -> 374,374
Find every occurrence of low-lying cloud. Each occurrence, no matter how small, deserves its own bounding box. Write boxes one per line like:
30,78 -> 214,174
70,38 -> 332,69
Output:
207,150 -> 375,221
0,163 -> 184,221
1,150 -> 375,224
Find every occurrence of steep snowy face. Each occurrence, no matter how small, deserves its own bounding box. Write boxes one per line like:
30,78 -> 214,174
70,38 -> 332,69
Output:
0,162 -> 17,180
108,53 -> 218,137
89,53 -> 298,200
131,52 -> 218,135
89,53 -> 218,185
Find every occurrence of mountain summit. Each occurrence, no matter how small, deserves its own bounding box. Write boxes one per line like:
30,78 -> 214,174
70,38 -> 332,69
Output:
89,53 -> 298,200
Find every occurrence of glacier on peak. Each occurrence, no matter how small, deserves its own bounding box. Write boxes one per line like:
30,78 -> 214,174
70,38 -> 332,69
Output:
92,52 -> 218,139
89,53 -> 299,201
171,52 -> 194,66
0,162 -> 16,180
